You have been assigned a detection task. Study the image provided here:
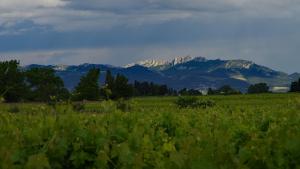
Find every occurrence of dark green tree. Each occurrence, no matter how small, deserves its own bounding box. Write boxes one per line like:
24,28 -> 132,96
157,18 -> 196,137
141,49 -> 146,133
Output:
187,89 -> 202,96
73,68 -> 100,101
179,88 -> 189,96
158,85 -> 169,95
112,74 -> 133,99
208,85 -> 241,95
248,83 -> 270,94
134,81 -> 150,96
105,70 -> 114,89
290,78 -> 300,92
133,81 -> 175,96
218,85 -> 241,95
0,60 -> 28,102
26,67 -> 69,102
207,88 -> 215,95
290,82 -> 299,92
100,70 -> 114,100
179,88 -> 202,96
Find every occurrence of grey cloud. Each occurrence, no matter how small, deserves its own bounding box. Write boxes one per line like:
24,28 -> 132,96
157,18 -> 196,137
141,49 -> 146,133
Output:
2,0 -> 300,33
0,48 -> 112,65
0,0 -> 300,73
1,32 -> 300,73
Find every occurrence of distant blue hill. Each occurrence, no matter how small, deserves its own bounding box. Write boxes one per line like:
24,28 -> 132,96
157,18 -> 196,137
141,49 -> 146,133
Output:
24,56 -> 298,92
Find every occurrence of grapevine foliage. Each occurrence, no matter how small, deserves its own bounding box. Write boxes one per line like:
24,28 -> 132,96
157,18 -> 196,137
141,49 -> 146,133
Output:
0,94 -> 299,169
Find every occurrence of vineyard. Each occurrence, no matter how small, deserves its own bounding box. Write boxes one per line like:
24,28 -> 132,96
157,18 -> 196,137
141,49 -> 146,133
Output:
0,94 -> 300,169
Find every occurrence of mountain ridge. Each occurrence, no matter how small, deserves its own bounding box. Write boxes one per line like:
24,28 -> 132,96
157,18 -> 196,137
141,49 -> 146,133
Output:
23,56 -> 297,92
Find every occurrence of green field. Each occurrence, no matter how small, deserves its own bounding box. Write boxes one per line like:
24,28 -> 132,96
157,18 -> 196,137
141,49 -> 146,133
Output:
0,94 -> 300,169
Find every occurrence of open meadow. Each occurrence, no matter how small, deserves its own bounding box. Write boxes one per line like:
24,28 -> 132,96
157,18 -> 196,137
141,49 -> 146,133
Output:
0,94 -> 300,169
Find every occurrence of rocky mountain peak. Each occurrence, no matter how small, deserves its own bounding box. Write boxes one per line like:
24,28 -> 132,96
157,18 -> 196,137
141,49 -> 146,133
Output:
224,60 -> 254,69
125,56 -> 207,69
53,64 -> 69,71
171,56 -> 193,65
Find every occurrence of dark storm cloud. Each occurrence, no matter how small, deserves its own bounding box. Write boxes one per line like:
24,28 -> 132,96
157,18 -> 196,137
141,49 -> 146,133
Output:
0,0 -> 300,73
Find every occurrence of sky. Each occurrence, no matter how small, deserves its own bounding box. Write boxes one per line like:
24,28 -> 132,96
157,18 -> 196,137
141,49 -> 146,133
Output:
0,0 -> 300,73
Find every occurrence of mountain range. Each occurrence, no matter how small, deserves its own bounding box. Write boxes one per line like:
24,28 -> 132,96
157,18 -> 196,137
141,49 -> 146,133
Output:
24,56 -> 299,92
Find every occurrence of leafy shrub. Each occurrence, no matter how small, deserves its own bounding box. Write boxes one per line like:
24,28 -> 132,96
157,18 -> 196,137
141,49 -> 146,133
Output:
84,100 -> 117,113
0,96 -> 4,103
98,100 -> 117,113
199,99 -> 216,108
8,105 -> 20,113
72,102 -> 85,112
47,96 -> 58,108
25,153 -> 51,169
232,130 -> 251,154
175,96 -> 198,108
260,119 -> 273,132
175,96 -> 215,109
116,99 -> 132,112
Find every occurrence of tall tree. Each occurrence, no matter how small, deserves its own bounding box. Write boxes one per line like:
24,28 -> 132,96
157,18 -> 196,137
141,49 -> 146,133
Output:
105,70 -> 114,89
100,70 -> 114,100
73,68 -> 100,101
112,74 -> 133,99
0,60 -> 28,102
290,79 -> 300,92
26,67 -> 69,102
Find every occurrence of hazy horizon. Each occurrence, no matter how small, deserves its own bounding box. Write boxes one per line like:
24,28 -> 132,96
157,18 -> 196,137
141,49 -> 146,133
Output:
8,55 -> 297,75
1,0 -> 300,73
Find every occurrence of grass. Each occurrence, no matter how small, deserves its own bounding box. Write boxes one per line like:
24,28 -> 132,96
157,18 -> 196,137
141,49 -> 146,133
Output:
0,93 -> 300,169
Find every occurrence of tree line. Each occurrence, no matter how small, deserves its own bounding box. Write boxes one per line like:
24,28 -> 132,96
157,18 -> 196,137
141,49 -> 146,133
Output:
0,60 -> 69,102
1,60 -> 299,102
0,60 -> 176,103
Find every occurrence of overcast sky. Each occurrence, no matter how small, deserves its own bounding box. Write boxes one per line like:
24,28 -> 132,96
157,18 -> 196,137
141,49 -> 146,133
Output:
0,0 -> 300,73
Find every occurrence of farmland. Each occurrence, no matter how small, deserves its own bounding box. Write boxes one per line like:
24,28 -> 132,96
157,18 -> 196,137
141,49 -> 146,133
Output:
0,94 -> 300,169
